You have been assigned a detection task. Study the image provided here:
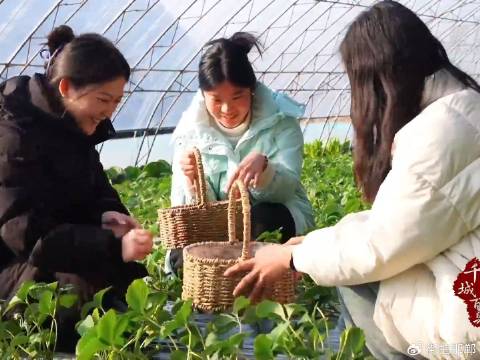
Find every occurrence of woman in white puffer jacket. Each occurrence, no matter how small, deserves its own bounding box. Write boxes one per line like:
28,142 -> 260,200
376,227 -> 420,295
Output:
226,1 -> 480,359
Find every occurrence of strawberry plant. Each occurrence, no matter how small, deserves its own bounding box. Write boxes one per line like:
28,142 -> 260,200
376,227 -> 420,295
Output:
0,140 -> 373,359
0,281 -> 78,359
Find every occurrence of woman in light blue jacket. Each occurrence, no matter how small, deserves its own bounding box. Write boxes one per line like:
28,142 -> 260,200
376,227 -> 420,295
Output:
167,32 -> 314,272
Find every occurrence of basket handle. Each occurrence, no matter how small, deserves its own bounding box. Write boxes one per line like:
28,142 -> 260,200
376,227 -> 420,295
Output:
227,180 -> 251,261
192,147 -> 207,205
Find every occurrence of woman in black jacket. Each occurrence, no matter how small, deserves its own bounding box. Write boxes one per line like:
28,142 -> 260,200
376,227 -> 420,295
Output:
0,25 -> 153,351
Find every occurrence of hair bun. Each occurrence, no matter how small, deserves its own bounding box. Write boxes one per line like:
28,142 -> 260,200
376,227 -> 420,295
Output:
229,32 -> 261,55
47,25 -> 75,55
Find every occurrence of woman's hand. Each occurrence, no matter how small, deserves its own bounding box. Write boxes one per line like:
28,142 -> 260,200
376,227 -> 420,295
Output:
224,244 -> 293,303
102,211 -> 140,238
121,229 -> 153,262
285,236 -> 305,246
179,149 -> 197,186
226,152 -> 267,191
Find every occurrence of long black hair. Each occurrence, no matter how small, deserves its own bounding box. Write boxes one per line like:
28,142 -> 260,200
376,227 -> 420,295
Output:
340,0 -> 480,203
198,32 -> 262,91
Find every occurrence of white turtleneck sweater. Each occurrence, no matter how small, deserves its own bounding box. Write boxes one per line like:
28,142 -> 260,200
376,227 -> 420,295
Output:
210,112 -> 251,148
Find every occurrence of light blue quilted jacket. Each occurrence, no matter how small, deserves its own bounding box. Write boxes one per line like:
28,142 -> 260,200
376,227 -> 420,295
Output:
170,82 -> 314,234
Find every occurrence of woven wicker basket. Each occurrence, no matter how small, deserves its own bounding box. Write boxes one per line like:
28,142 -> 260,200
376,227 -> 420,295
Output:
158,147 -> 241,249
182,179 -> 296,312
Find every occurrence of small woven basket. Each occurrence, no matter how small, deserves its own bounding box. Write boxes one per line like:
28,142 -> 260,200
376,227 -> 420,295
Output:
158,147 -> 241,249
182,179 -> 296,312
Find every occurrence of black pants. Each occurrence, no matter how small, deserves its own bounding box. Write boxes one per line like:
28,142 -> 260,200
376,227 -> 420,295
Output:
169,202 -> 296,272
250,202 -> 296,242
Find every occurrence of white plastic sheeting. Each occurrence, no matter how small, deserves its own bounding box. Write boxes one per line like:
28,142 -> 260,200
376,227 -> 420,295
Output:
1,0 -> 479,165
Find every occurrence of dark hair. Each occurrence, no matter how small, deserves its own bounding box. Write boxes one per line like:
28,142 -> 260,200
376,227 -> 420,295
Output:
340,0 -> 480,203
45,25 -> 130,90
198,32 -> 262,91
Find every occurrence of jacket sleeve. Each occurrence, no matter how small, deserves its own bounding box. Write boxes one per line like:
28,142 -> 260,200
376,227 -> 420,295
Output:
0,123 -> 125,274
90,150 -> 129,223
250,117 -> 304,203
170,138 -> 197,206
292,101 -> 473,286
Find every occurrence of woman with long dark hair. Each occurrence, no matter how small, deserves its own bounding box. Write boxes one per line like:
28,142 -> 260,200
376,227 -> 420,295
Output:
226,2 -> 480,358
166,32 -> 314,273
0,25 -> 153,351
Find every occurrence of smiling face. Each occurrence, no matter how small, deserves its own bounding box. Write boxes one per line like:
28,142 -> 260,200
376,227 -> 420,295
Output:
203,81 -> 252,129
59,76 -> 126,135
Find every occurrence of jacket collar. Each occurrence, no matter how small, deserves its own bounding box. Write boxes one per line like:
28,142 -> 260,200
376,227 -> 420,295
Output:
172,82 -> 305,147
28,73 -> 115,145
420,69 -> 467,110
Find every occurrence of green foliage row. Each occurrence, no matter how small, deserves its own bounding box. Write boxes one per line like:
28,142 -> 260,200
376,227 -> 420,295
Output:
302,140 -> 368,228
74,279 -> 370,359
0,282 -> 78,358
0,140 -> 372,359
108,160 -> 172,233
0,279 -> 370,359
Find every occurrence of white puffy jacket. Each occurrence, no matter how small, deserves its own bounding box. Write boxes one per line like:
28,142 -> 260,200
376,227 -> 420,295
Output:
292,70 -> 480,359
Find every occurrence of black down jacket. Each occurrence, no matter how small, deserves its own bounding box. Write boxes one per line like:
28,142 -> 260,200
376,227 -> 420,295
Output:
0,73 -> 147,307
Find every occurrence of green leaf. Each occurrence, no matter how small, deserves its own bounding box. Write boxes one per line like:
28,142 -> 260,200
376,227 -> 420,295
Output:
142,160 -> 172,178
267,322 -> 289,344
93,287 -> 111,308
254,334 -> 274,360
212,314 -> 237,333
29,282 -> 57,301
241,306 -> 259,324
256,228 -> 283,243
12,334 -> 29,347
148,290 -> 167,308
291,347 -> 315,357
174,300 -> 192,326
92,308 -> 102,324
180,329 -> 200,349
155,309 -> 171,324
337,327 -> 366,360
96,309 -> 117,345
125,166 -> 141,181
256,300 -> 285,320
233,296 -> 250,314
76,330 -> 108,360
114,314 -> 130,344
126,279 -> 149,313
38,289 -> 54,315
28,332 -> 43,345
81,287 -> 111,318
205,332 -> 221,348
13,280 -> 35,301
77,315 -> 95,337
284,303 -> 306,319
5,296 -> 25,313
228,332 -> 248,347
106,166 -> 126,184
161,320 -> 180,337
59,294 -> 78,308
205,339 -> 223,356
170,350 -> 187,360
